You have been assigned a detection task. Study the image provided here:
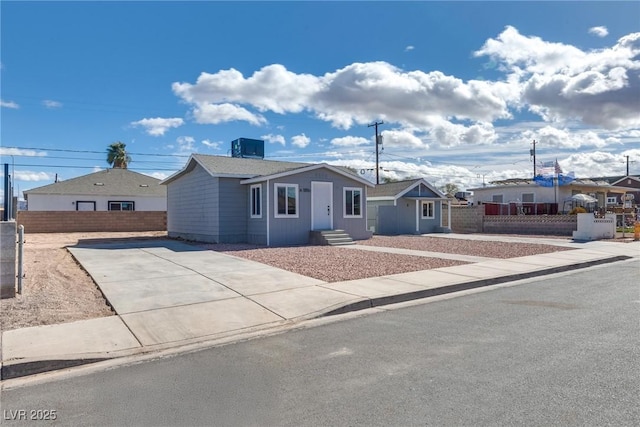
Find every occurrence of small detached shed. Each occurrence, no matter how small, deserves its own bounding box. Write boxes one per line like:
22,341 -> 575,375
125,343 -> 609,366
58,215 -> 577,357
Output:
367,178 -> 450,235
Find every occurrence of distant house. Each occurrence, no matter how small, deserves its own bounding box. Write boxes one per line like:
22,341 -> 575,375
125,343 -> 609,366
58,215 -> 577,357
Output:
366,179 -> 450,235
23,168 -> 167,211
161,154 -> 373,246
469,177 -> 636,214
606,175 -> 640,207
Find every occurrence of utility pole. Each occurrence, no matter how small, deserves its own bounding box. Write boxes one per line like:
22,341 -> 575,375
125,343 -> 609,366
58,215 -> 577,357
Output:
625,155 -> 630,176
368,121 -> 384,184
530,140 -> 537,178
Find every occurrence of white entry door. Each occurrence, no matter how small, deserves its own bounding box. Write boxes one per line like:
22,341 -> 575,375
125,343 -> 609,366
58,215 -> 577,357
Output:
311,181 -> 333,230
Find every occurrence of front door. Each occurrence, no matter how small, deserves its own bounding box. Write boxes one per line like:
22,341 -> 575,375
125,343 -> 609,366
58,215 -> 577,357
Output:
311,181 -> 333,230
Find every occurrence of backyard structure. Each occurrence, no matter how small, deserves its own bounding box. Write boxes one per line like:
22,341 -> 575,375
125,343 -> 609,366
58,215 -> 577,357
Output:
161,154 -> 373,246
366,178 -> 450,235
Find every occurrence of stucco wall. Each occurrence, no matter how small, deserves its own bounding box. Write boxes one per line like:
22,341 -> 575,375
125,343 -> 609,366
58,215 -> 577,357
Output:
17,211 -> 166,233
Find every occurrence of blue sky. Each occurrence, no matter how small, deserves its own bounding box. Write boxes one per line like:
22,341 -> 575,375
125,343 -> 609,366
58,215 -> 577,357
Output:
1,1 -> 639,200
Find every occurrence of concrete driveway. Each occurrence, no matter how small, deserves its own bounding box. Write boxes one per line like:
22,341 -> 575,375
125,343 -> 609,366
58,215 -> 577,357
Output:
68,240 -> 365,347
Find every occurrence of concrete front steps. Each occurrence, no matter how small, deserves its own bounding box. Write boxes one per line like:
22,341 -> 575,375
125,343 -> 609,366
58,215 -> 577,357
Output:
309,230 -> 355,246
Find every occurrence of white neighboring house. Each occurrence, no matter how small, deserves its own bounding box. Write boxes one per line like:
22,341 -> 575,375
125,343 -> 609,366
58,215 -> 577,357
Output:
23,168 -> 166,211
469,177 -> 634,213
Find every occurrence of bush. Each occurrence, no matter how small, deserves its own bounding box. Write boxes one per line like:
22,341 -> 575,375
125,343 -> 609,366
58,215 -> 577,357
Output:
569,207 -> 587,215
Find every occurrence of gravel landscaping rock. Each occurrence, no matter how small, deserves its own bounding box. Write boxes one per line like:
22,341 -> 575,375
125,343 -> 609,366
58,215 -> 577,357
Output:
357,235 -> 574,259
205,244 -> 469,283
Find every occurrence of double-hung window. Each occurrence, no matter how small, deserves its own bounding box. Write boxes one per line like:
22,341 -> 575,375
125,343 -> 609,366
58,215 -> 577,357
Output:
421,201 -> 434,219
250,184 -> 262,218
344,188 -> 362,217
275,184 -> 298,218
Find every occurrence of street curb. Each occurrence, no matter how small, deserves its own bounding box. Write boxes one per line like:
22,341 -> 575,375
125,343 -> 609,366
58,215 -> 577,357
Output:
1,255 -> 633,381
322,255 -> 632,316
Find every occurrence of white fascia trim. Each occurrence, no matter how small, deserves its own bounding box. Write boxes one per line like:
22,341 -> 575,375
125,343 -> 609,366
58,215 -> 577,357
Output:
160,154 -> 198,185
241,163 -> 374,187
396,179 -> 447,199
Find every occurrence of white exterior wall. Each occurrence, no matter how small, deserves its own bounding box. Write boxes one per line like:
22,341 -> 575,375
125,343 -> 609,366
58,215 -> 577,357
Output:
471,186 -> 580,204
26,194 -> 167,211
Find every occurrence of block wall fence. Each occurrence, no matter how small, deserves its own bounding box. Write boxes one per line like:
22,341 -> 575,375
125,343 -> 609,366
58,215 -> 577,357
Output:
450,206 -> 577,236
17,211 -> 166,233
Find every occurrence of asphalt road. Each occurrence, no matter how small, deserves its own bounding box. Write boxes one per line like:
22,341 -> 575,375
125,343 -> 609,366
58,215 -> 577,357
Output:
2,260 -> 638,426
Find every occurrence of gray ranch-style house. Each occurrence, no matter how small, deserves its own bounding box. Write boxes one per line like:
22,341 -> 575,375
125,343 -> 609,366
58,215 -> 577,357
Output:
367,178 -> 450,235
161,154 -> 374,246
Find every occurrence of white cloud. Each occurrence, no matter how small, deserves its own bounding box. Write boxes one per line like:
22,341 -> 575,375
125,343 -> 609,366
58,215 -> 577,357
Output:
201,139 -> 222,150
431,121 -> 498,147
405,45 -> 415,52
291,133 -> 310,148
14,171 -> 54,182
589,26 -> 609,38
261,134 -> 286,146
518,126 -> 608,149
192,103 -> 266,126
42,99 -> 62,109
131,117 -> 184,136
475,27 -> 640,129
330,136 -> 370,147
1,99 -> 19,109
562,151 -> 627,177
149,172 -> 170,180
173,61 -> 511,131
0,147 -> 47,157
176,136 -> 195,152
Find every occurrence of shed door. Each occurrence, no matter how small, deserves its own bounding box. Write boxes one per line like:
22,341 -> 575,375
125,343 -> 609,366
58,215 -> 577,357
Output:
311,181 -> 333,230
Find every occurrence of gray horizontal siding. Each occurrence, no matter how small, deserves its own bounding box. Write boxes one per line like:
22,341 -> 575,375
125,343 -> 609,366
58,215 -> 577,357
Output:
166,164 -> 219,241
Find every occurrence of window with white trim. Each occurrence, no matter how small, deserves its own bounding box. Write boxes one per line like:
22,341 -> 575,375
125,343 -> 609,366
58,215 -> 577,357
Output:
109,201 -> 134,211
250,184 -> 262,218
492,195 -> 503,203
344,187 -> 362,217
421,201 -> 434,219
275,184 -> 298,218
606,196 -> 617,205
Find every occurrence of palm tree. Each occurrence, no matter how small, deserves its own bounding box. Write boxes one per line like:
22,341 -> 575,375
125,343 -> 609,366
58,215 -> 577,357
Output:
106,141 -> 131,169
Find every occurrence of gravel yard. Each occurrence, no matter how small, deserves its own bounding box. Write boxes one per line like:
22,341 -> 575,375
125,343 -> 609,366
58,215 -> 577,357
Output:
205,244 -> 468,282
357,235 -> 574,258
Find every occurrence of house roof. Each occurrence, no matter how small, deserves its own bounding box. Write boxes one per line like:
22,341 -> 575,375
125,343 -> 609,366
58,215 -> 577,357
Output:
23,168 -> 166,197
368,178 -> 446,199
468,177 -> 637,194
161,154 -> 372,186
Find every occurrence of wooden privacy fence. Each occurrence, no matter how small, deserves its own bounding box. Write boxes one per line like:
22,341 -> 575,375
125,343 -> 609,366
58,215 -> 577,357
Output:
17,211 -> 167,233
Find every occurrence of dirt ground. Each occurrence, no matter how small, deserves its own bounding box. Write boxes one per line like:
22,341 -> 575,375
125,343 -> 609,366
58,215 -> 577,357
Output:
0,231 -> 167,332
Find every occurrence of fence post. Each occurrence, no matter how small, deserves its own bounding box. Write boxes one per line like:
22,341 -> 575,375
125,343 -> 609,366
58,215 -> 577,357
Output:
17,224 -> 24,294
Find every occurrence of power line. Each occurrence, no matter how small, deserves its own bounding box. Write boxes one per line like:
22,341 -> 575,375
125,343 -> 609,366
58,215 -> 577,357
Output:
1,146 -> 190,158
10,163 -> 179,172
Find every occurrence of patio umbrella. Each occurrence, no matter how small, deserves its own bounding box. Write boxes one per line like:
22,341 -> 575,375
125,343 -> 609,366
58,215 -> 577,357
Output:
571,194 -> 598,203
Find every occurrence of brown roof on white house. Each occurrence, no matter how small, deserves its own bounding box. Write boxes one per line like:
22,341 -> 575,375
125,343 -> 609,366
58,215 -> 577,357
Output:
24,168 -> 166,197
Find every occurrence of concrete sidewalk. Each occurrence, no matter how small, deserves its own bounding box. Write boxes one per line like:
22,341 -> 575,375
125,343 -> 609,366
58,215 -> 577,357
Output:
2,236 -> 638,380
